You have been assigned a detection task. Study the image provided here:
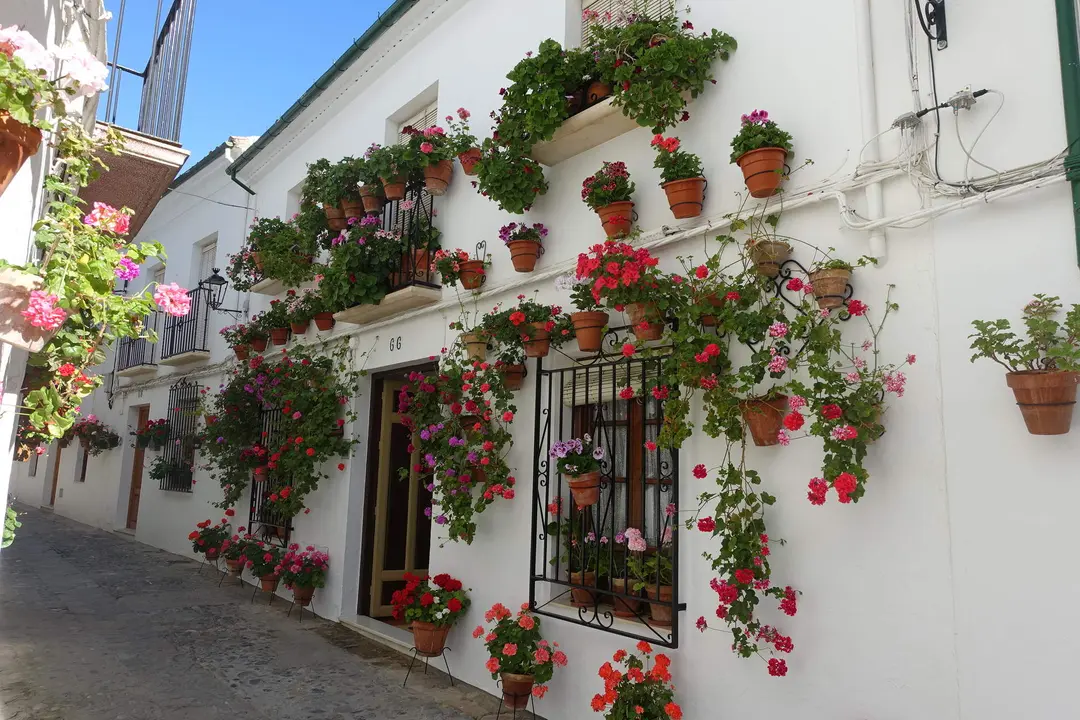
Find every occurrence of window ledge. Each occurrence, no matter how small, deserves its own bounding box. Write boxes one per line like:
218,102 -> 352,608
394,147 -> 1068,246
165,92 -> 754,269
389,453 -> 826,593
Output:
116,364 -> 157,378
528,98 -> 640,166
159,350 -> 211,367
334,285 -> 441,326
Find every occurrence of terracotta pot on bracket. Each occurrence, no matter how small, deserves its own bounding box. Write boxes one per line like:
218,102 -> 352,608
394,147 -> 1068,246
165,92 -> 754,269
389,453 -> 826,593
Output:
381,176 -> 408,202
626,302 -> 664,341
233,345 -> 250,361
269,327 -> 290,346
596,201 -> 634,238
522,322 -> 552,358
204,548 -> 219,563
259,574 -> 280,592
253,466 -> 268,479
499,673 -> 535,710
748,239 -> 793,278
359,184 -> 384,214
736,147 -> 788,198
809,268 -> 852,310
461,332 -> 487,361
289,321 -> 309,335
506,239 -> 541,273
341,196 -> 365,219
0,112 -> 43,200
569,570 -> 597,608
458,148 -> 482,175
567,470 -> 601,507
645,584 -> 673,626
313,312 -> 336,331
250,251 -> 264,272
700,294 -> 725,327
458,260 -> 486,290
293,585 -> 315,607
739,395 -> 789,447
661,176 -> 706,219
498,364 -> 526,391
250,335 -> 268,352
325,204 -> 347,230
1006,370 -> 1079,435
571,311 -> 608,353
411,621 -> 451,656
423,159 -> 454,196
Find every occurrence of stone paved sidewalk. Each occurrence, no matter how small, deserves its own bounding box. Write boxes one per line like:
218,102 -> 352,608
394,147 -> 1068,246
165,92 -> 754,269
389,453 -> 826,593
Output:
0,505 -> 514,720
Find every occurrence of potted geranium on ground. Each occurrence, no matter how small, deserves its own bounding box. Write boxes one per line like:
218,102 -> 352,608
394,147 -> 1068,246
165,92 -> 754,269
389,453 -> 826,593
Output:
730,110 -> 793,198
188,519 -> 229,564
279,544 -> 329,608
220,532 -> 251,576
550,435 -> 604,507
970,294 -> 1080,435
446,107 -> 481,175
591,644 -> 682,720
391,572 -> 470,656
243,541 -> 284,592
652,135 -> 706,219
132,418 -> 169,450
474,603 -> 567,708
500,222 -> 547,273
582,161 -> 636,238
433,248 -> 489,291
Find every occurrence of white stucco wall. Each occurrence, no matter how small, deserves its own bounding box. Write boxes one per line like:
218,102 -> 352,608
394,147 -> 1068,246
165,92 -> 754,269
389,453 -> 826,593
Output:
31,0 -> 1080,718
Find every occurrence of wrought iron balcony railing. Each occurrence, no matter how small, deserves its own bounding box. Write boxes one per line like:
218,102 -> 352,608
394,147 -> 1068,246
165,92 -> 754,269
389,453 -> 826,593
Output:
381,184 -> 440,293
159,287 -> 210,360
114,313 -> 160,372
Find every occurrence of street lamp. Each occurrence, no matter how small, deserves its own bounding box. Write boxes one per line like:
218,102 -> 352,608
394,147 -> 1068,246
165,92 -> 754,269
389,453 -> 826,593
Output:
199,268 -> 241,315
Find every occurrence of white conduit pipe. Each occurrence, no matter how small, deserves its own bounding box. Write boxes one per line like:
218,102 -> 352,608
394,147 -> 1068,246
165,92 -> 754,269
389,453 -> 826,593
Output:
854,0 -> 888,260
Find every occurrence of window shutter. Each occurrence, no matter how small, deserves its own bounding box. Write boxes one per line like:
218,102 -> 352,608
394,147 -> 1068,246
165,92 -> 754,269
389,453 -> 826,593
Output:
198,242 -> 217,283
398,102 -> 439,144
154,266 -> 166,286
582,0 -> 671,43
560,360 -> 663,407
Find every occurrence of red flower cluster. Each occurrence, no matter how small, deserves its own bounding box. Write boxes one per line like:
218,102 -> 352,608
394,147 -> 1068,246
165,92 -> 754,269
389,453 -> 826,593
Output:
575,241 -> 661,305
592,645 -> 681,718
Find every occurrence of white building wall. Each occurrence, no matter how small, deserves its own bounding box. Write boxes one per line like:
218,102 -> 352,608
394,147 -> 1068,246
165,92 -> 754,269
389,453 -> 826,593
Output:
34,0 -> 1080,718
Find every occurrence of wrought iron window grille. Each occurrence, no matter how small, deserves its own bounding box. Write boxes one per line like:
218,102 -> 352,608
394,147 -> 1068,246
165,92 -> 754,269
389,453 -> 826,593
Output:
248,405 -> 291,546
161,379 -> 202,492
381,182 -> 441,293
160,287 -> 211,360
530,325 -> 681,648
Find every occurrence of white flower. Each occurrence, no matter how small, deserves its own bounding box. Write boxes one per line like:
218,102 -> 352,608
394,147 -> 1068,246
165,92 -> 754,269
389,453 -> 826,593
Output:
54,46 -> 109,99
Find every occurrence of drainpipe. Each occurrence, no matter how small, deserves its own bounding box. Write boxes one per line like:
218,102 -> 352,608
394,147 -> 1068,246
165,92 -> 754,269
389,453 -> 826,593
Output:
227,168 -> 256,197
1054,0 -> 1080,267
853,0 -> 887,261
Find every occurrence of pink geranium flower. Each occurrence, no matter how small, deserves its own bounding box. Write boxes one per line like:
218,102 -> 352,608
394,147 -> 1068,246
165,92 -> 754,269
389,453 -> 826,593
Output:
153,282 -> 191,317
82,202 -> 131,235
21,290 -> 67,331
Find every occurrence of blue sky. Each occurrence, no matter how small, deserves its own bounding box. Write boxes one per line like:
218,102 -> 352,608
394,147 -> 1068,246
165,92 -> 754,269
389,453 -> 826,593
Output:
102,0 -> 394,165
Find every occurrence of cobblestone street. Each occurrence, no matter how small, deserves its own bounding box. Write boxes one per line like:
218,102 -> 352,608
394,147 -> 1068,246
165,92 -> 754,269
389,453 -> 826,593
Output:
0,506 -> 508,720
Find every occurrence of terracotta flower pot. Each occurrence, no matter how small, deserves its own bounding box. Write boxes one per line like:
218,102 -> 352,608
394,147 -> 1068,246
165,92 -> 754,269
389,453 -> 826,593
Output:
627,302 -> 664,341
313,312 -> 336,331
610,578 -> 642,618
293,585 -> 315,607
269,327 -> 290,346
458,147 -> 482,175
461,331 -> 487,361
567,470 -> 601,507
423,159 -> 454,196
392,249 -> 431,286
250,251 -> 264,272
500,673 -> 535,709
232,345 -> 250,361
411,620 -> 451,656
205,548 -> 219,562
571,311 -> 608,353
0,112 -> 42,200
325,204 -> 347,230
498,364 -> 526,391
250,335 -> 268,352
737,147 -> 788,198
701,294 -> 725,327
645,584 -> 673,626
596,201 -> 634,238
523,322 -> 552,358
662,176 -> 706,219
739,395 -> 789,447
259,574 -> 280,592
809,268 -> 852,310
569,570 -> 597,608
586,80 -> 612,106
459,260 -> 486,290
226,558 -> 242,576
1006,371 -> 1079,435
254,465 -> 268,479
341,196 -> 365,219
506,239 -> 541,273
381,175 -> 407,202
359,184 -> 384,214
748,240 -> 792,278
289,321 -> 309,335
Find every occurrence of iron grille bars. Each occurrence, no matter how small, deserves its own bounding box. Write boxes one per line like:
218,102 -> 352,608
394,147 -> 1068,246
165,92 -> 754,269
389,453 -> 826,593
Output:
115,313 -> 160,372
248,405 -> 291,545
161,379 -> 201,492
381,182 -> 439,292
160,287 -> 210,360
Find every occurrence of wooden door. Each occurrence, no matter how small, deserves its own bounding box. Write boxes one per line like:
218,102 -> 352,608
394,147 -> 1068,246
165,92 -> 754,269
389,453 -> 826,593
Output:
126,406 -> 150,529
368,380 -> 432,618
49,445 -> 62,505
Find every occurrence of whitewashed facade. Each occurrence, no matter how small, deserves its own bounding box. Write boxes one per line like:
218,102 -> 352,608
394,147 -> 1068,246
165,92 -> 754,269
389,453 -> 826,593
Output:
11,0 -> 1080,718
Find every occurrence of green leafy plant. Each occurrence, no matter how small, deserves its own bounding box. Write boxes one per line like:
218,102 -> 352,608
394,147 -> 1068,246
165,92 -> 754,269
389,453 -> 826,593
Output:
432,248 -> 488,287
319,217 -> 403,311
279,544 -> 330,590
581,161 -> 635,210
591,645 -> 680,720
365,142 -> 419,183
188,518 -> 229,557
474,139 -> 549,215
445,107 -> 479,156
225,245 -> 259,292
651,134 -> 703,182
391,572 -> 470,626
410,124 -> 455,164
246,217 -> 317,288
474,603 -> 567,691
729,109 -> 794,163
0,35 -> 108,129
970,294 -> 1080,372
71,415 -> 120,455
284,288 -> 319,325
3,505 -> 21,549
251,299 -> 291,333
219,321 -> 261,348
243,541 -> 284,577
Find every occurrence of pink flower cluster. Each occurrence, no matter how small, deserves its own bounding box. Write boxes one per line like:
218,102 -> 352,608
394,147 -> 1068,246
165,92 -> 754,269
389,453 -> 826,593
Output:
153,282 -> 191,317
21,290 -> 66,331
741,109 -> 770,126
82,202 -> 131,235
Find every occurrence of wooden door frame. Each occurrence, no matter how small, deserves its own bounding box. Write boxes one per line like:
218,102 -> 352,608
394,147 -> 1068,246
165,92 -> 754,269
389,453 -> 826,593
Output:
48,445 -> 63,505
126,405 -> 150,529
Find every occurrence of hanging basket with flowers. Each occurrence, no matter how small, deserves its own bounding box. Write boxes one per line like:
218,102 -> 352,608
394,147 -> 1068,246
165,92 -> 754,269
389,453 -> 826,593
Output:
432,248 -> 490,291
499,222 -> 547,273
582,161 -> 636,238
730,110 -> 793,198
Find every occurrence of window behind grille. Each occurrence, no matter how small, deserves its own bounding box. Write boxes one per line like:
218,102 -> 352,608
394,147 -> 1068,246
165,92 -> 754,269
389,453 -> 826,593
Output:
161,379 -> 201,492
581,0 -> 672,44
398,102 -> 438,142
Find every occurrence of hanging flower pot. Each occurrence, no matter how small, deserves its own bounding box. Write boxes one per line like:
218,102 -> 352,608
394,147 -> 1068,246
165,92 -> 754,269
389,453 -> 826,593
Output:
626,303 -> 664,341
1006,371 -> 1079,435
269,327 -> 290,346
233,345 -> 250,361
325,204 -> 347,230
359,184 -> 384,214
313,312 -> 336,331
645,584 -> 673,626
570,311 -> 608,353
609,578 -> 642,618
341,196 -> 365,219
250,251 -> 264,272
459,260 -> 486,290
254,465 -> 269,478
293,585 -> 315,607
522,322 -> 552,358
423,159 -> 454,196
391,249 -> 431,287
506,239 -> 541,273
809,267 -> 852,310
259,573 -> 280,592
411,620 -> 451,656
661,177 -> 706,219
0,267 -> 58,352
381,175 -> 407,202
567,470 -> 601,507
701,295 -> 725,327
0,112 -> 42,200
250,335 -> 268,352
289,320 -> 309,335
596,201 -> 634,238
736,147 -> 788,198
748,239 -> 792,278
461,331 -> 487,361
585,80 -> 612,106
499,673 -> 535,710
498,364 -> 526,390
458,147 -> 482,175
569,570 -> 597,608
739,395 -> 789,447
226,558 -> 243,576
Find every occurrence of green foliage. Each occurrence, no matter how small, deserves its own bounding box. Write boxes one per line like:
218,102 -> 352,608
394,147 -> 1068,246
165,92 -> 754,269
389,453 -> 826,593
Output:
365,143 -> 420,183
476,604 -> 563,684
432,248 -> 488,288
303,157 -> 363,206
651,134 -> 704,183
225,245 -> 259,292
474,139 -> 548,215
970,294 -> 1080,372
444,107 -> 479,156
247,217 -> 317,288
729,112 -> 794,163
189,519 -> 229,556
319,220 -> 403,311
581,161 -> 635,210
2,505 -> 21,549
245,543 -> 283,577
0,51 -> 69,128
251,298 -> 291,332
478,296 -> 574,364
